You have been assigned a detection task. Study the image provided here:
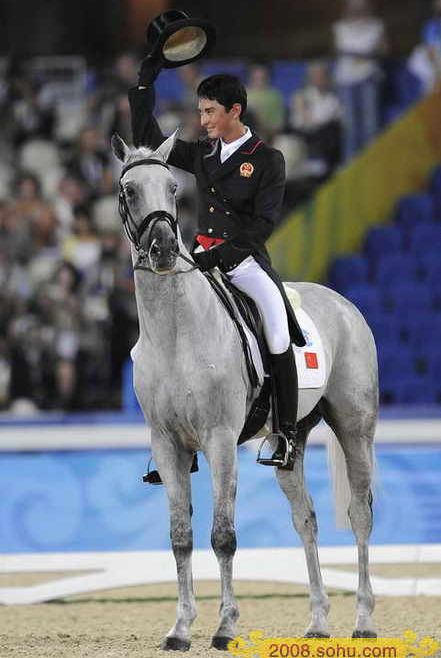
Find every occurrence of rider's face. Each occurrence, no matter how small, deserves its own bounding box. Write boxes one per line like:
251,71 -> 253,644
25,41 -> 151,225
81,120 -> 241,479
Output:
197,97 -> 241,141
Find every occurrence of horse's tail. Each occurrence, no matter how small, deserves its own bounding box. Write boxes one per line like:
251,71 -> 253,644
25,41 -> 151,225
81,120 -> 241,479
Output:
327,433 -> 377,530
327,433 -> 352,529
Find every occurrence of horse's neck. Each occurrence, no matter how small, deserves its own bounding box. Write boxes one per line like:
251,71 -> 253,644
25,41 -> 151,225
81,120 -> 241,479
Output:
133,262 -> 222,348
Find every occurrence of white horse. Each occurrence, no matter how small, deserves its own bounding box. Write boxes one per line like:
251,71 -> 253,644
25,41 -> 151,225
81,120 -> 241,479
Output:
112,131 -> 378,651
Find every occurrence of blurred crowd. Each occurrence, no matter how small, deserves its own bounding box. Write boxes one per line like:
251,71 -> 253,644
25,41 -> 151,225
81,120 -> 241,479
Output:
0,0 -> 439,413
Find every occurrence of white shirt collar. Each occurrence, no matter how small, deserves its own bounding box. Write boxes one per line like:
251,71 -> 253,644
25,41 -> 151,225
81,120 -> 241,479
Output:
220,127 -> 252,164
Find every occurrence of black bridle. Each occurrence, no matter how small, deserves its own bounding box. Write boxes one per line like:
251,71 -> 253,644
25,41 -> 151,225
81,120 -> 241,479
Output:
118,158 -> 197,274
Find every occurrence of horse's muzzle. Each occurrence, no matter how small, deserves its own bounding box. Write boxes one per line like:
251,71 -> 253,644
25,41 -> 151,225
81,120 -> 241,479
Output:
148,236 -> 179,273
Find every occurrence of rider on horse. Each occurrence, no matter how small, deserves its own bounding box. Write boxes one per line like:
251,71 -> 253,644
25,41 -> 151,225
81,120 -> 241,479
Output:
128,57 -> 306,468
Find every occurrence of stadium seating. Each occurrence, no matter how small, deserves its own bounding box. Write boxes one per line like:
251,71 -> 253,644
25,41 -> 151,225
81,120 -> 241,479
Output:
328,254 -> 369,293
373,253 -> 420,287
407,223 -> 441,255
394,193 -> 434,228
327,162 -> 441,404
363,225 -> 403,261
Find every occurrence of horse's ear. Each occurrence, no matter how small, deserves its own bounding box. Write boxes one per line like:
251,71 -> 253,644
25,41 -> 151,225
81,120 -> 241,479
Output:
154,129 -> 179,163
111,133 -> 130,162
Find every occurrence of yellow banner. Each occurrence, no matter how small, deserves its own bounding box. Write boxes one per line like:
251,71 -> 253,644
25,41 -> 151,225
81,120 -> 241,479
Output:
269,90 -> 441,283
228,630 -> 440,658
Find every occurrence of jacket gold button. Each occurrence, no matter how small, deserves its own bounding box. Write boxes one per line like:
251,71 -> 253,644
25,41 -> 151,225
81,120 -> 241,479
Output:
211,187 -> 215,193
225,211 -> 231,215
209,206 -> 214,213
208,228 -> 213,233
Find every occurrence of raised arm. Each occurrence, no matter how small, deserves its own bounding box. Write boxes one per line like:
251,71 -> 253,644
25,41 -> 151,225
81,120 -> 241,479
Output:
128,57 -> 198,173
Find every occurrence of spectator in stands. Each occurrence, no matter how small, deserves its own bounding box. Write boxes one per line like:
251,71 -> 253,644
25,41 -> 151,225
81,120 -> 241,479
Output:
108,246 -> 138,406
0,200 -> 33,305
45,260 -> 83,410
12,172 -> 45,218
246,64 -> 285,139
7,311 -> 42,411
333,0 -> 387,161
10,172 -> 52,261
289,61 -> 342,175
54,174 -> 88,239
62,205 -> 101,277
67,126 -> 112,198
9,77 -> 55,149
95,53 -> 139,141
408,0 -> 441,94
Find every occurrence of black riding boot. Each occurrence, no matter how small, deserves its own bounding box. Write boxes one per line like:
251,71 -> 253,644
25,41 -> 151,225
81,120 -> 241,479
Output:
270,346 -> 299,469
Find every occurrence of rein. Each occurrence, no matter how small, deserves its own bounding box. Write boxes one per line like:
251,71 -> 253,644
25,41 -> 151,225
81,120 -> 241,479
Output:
118,158 -> 199,275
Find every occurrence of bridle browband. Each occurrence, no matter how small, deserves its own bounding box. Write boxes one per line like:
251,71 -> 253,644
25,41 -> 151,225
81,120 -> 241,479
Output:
118,158 -> 198,274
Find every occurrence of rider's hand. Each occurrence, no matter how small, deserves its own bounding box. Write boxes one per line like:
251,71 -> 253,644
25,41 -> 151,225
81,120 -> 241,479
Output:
217,242 -> 252,271
193,249 -> 220,271
138,54 -> 163,87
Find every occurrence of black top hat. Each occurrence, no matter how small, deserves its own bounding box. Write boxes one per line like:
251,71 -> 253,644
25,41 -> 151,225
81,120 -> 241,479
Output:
146,10 -> 216,68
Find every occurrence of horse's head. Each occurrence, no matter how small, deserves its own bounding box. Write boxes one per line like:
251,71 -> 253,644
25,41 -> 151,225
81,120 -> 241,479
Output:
112,131 -> 180,274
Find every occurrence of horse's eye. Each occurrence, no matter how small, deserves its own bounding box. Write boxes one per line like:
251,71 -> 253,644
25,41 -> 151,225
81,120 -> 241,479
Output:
125,186 -> 135,199
171,183 -> 177,195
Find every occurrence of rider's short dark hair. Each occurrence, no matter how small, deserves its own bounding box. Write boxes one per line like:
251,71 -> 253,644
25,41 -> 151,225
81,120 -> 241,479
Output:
197,74 -> 247,118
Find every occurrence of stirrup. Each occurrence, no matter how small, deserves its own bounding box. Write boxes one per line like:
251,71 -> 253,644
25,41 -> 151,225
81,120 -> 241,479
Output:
142,458 -> 163,485
256,431 -> 290,467
142,454 -> 199,486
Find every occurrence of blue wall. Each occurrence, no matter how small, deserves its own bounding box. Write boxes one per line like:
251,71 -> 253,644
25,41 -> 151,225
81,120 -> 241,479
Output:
1,445 -> 440,553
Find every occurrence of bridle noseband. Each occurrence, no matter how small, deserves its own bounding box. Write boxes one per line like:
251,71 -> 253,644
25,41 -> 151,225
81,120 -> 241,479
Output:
118,158 -> 197,274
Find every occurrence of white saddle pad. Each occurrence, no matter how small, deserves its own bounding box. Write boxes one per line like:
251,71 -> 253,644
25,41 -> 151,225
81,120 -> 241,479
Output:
292,307 -> 326,389
241,297 -> 326,390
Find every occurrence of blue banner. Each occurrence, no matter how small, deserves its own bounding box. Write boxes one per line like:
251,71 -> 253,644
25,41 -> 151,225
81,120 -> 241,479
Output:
0,445 -> 440,553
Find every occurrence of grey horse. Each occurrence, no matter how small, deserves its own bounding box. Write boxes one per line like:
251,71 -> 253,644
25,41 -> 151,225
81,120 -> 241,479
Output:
112,131 -> 378,650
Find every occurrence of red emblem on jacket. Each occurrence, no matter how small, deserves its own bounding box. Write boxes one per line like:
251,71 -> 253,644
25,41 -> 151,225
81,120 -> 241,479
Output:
240,162 -> 254,178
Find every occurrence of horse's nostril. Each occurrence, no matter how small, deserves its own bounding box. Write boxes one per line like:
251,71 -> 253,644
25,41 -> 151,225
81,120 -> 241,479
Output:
150,242 -> 161,257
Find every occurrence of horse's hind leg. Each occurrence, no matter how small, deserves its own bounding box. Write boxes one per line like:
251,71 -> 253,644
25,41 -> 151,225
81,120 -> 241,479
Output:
205,432 -> 240,650
276,427 -> 330,638
151,430 -> 196,651
321,395 -> 377,638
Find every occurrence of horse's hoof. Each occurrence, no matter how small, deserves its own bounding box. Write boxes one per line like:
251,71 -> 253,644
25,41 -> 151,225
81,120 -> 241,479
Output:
161,636 -> 191,651
352,630 -> 377,639
304,632 -> 331,638
210,636 -> 235,650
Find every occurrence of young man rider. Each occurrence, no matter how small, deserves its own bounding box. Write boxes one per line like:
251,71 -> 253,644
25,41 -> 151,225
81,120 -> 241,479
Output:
128,57 -> 306,468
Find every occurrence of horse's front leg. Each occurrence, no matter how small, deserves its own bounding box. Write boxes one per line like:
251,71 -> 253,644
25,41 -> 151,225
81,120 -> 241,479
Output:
205,433 -> 240,650
152,431 -> 196,651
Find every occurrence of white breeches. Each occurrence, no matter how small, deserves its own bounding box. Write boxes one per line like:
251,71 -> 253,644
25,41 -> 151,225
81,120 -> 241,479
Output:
226,256 -> 290,355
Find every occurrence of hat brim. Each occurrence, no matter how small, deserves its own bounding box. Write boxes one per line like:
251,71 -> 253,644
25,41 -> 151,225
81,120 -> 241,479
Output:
148,18 -> 216,69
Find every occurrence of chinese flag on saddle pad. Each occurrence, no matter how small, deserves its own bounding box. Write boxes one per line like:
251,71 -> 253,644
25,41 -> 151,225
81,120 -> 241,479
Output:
305,352 -> 319,369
